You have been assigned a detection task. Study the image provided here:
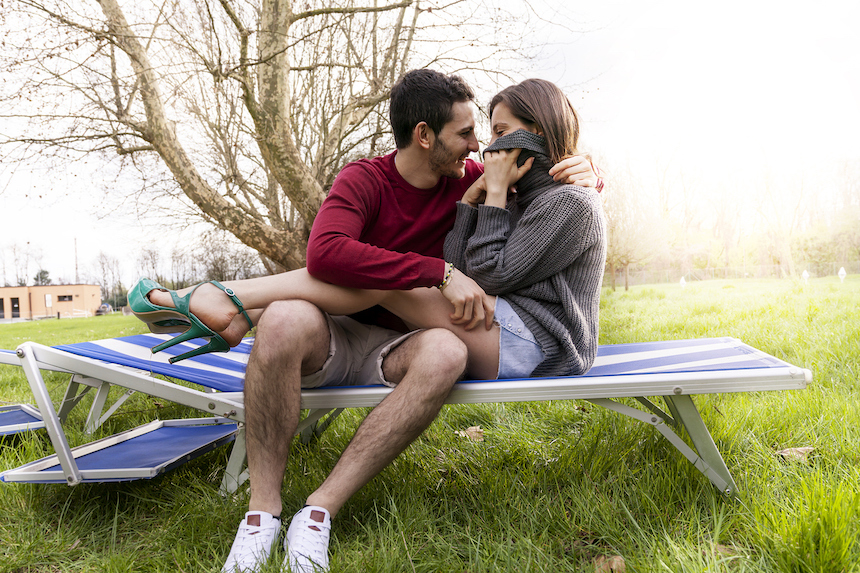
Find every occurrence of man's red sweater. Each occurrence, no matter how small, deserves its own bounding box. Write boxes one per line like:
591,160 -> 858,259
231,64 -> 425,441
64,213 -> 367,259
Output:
307,151 -> 483,290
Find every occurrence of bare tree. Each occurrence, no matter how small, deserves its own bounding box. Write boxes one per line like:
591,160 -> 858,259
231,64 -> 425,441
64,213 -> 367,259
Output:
169,247 -> 197,290
10,243 -> 32,286
136,247 -> 162,283
602,163 -> 660,291
753,171 -> 810,278
95,251 -> 124,306
0,247 -> 7,286
1,0 -> 539,271
196,229 -> 265,281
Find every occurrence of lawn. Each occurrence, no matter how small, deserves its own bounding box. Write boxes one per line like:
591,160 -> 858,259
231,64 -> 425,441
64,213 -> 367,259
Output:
1,277 -> 859,572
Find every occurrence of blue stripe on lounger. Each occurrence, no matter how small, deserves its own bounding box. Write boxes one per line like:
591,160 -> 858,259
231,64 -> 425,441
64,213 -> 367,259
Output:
52,336 -> 789,391
584,339 -> 788,376
0,409 -> 42,435
55,337 -> 248,393
39,424 -> 237,478
0,410 -> 39,426
593,337 -> 733,356
585,350 -> 780,376
118,334 -> 254,368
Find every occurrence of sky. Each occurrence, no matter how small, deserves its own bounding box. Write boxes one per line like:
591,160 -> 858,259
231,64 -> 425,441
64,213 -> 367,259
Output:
1,0 -> 859,287
533,0 -> 860,178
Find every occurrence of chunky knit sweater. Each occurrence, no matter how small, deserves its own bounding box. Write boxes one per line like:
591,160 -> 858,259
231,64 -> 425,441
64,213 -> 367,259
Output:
443,130 -> 607,377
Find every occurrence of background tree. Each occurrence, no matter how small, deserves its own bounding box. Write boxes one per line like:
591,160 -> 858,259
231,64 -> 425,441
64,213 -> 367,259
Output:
0,0 -> 537,272
10,243 -> 31,286
136,248 -> 163,285
32,268 -> 52,285
94,251 -> 126,308
601,163 -> 661,291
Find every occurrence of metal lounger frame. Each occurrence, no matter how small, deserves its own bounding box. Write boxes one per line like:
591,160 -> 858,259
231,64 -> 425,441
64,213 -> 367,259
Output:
4,336 -> 811,496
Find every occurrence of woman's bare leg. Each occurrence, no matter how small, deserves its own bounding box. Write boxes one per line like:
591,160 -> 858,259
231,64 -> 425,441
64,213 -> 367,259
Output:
145,270 -> 500,378
147,269 -> 386,335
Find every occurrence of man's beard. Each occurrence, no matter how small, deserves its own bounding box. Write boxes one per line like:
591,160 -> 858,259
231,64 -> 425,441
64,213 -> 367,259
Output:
428,137 -> 464,179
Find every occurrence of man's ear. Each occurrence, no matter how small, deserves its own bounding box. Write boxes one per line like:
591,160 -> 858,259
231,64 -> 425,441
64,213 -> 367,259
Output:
413,122 -> 434,150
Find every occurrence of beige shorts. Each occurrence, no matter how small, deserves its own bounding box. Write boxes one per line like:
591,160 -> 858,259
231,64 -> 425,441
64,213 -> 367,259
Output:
300,314 -> 420,389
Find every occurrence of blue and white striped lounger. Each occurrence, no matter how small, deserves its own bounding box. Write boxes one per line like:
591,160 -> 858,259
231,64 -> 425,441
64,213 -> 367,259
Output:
1,335 -> 811,495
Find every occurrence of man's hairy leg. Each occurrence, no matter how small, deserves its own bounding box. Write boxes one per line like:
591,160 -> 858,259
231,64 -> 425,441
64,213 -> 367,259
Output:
244,300 -> 331,517
304,328 -> 467,517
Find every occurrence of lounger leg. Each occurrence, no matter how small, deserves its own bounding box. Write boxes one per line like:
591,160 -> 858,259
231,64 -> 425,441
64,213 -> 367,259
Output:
588,398 -> 736,495
220,426 -> 248,495
16,344 -> 81,486
663,395 -> 738,496
84,385 -> 135,435
219,408 -> 347,494
635,397 -> 675,426
296,408 -> 344,445
57,376 -> 89,423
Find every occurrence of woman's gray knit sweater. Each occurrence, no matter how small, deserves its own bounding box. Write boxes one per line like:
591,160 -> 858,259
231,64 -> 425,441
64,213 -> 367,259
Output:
443,129 -> 607,377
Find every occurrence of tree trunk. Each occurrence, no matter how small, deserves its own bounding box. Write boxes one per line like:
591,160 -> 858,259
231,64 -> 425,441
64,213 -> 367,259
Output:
98,0 -> 307,270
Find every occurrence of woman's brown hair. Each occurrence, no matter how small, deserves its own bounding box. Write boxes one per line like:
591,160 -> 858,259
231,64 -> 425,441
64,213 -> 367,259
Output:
488,79 -> 580,164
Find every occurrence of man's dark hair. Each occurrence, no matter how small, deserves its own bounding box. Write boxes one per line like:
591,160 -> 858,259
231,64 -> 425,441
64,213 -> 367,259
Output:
389,69 -> 475,149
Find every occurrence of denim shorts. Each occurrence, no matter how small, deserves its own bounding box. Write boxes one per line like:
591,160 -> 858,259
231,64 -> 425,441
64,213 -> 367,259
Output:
495,297 -> 545,379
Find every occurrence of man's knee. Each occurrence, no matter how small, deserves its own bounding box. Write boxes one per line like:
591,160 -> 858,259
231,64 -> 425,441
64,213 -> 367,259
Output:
418,328 -> 468,377
257,300 -> 324,337
385,328 -> 467,386
254,300 -> 329,365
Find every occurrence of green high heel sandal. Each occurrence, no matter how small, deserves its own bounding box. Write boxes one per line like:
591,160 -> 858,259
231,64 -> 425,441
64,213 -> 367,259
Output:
128,278 -> 254,363
147,318 -> 191,334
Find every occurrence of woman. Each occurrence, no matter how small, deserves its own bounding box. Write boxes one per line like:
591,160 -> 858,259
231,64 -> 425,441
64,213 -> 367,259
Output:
130,79 -> 606,380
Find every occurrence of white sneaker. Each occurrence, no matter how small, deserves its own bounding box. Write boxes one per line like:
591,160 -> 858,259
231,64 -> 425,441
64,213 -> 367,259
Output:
222,511 -> 281,573
284,506 -> 332,572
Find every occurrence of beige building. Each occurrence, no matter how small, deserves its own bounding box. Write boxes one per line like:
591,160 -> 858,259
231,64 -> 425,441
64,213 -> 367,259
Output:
0,284 -> 102,320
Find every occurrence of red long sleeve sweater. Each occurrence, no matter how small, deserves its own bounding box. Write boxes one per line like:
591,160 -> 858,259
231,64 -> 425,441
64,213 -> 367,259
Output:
307,151 -> 483,290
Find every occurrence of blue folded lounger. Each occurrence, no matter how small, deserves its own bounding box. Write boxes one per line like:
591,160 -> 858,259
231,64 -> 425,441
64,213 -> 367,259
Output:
1,334 -> 811,495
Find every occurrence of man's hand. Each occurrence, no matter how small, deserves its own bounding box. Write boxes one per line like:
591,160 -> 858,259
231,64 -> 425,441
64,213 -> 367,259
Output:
440,268 -> 495,331
548,155 -> 597,187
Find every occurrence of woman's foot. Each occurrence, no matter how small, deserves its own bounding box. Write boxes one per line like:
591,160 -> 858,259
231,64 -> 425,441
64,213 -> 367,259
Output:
217,311 -> 258,347
147,282 -> 241,337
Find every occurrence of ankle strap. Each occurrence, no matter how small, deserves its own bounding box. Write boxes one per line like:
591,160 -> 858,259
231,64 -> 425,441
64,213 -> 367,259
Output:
210,280 -> 254,331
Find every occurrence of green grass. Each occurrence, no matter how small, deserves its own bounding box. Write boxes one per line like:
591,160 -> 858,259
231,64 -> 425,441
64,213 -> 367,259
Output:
2,277 -> 860,572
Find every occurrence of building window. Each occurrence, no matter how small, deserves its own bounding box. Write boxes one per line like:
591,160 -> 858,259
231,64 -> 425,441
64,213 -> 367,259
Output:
58,295 -> 73,302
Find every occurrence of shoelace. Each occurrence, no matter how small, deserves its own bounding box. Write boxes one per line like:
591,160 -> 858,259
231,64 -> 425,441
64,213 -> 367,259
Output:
233,521 -> 278,561
290,522 -> 330,564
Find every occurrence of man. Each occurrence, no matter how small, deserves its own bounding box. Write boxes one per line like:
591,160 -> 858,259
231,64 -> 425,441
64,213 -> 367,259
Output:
222,69 -> 598,573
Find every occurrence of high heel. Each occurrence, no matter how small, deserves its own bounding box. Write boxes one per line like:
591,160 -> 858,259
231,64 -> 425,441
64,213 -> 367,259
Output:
128,278 -> 254,363
147,318 -> 191,334
151,316 -> 230,364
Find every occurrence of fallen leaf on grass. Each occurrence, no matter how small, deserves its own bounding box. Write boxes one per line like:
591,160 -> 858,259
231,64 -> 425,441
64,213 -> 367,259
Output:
594,555 -> 626,572
776,446 -> 814,462
455,426 -> 484,442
